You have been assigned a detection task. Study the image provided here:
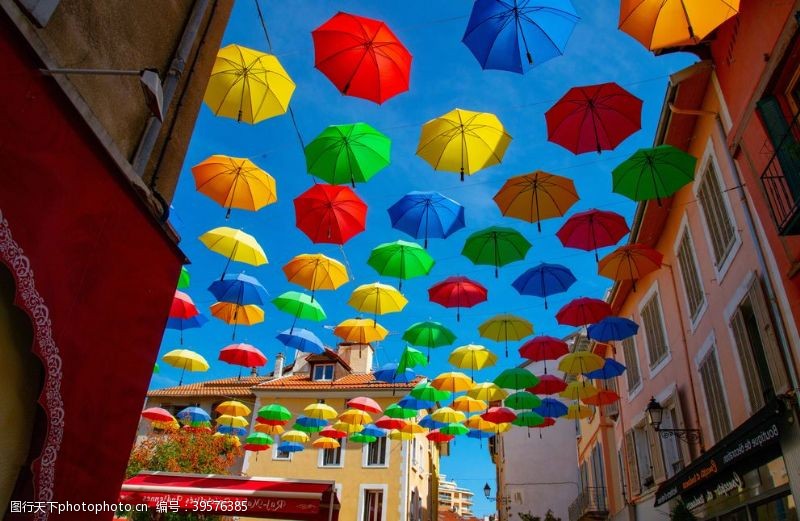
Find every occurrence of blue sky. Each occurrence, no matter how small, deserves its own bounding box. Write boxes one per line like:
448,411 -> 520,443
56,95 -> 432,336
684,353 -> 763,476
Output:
153,1 -> 694,517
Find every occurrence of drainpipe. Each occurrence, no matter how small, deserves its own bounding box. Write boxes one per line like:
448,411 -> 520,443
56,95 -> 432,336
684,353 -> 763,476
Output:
131,0 -> 210,175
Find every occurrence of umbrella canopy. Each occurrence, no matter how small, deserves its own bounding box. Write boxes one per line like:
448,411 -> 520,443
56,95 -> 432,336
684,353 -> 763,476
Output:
217,425 -> 247,437
304,403 -> 338,421
398,396 -> 435,410
333,318 -> 388,344
243,432 -> 274,451
417,108 -> 512,181
331,421 -> 365,434
482,406 -> 517,424
294,184 -> 367,245
467,382 -> 508,402
362,425 -> 388,438
420,415 -> 448,430
177,407 -> 211,424
170,291 -> 200,319
505,391 -> 542,410
479,314 -> 534,357
338,408 -> 373,425
431,371 -> 475,393
203,44 -> 295,124
512,411 -> 545,428
199,227 -> 268,277
282,253 -> 348,297
319,426 -> 347,439
312,12 -> 412,104
528,374 -> 568,395
216,415 -> 249,429
162,349 -> 209,385
428,276 -> 488,321
272,291 -> 327,325
587,317 -> 639,342
558,351 -> 605,375
598,244 -> 664,286
431,407 -> 466,424
178,267 -> 190,289
295,416 -> 328,428
142,407 -> 175,423
348,282 -> 408,318
462,227 -> 531,277
292,422 -> 324,434
534,397 -> 569,418
399,422 -> 427,435
350,432 -> 379,444
467,429 -> 495,440
557,208 -> 630,260
585,358 -> 627,380
388,191 -> 466,247
427,430 -> 455,443
545,82 -> 642,155
465,417 -> 496,434
560,381 -> 599,401
403,321 -> 456,360
257,404 -> 292,425
582,390 -> 621,406
347,397 -> 383,414
374,363 -> 416,384
493,171 -> 579,231
384,404 -> 418,420
452,396 -> 488,414
254,423 -> 285,435
410,381 -> 452,402
209,273 -> 268,307
556,297 -> 612,326
388,430 -> 415,441
448,344 -> 498,377
518,336 -> 569,361
462,0 -> 579,73
191,155 -> 277,218
312,437 -> 341,450
440,423 -> 470,436
368,240 -> 434,290
305,123 -> 391,186
494,368 -> 539,390
276,328 -> 325,355
218,343 -> 268,368
277,442 -> 305,453
166,314 -> 208,334
612,145 -> 697,204
374,416 -> 407,430
619,0 -> 740,51
513,263 -> 576,309
564,403 -> 593,420
398,346 -> 429,373
210,302 -> 264,326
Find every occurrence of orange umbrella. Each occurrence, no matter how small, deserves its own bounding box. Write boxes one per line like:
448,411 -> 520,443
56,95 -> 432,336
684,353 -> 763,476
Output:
191,155 -> 277,218
493,171 -> 579,231
598,244 -> 663,289
582,390 -> 621,407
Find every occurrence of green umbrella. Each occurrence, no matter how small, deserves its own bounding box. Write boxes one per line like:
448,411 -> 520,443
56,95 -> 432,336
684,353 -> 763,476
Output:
612,145 -> 696,205
177,266 -> 191,289
244,432 -> 274,447
349,432 -> 378,444
304,123 -> 391,187
440,422 -> 469,436
512,411 -> 545,437
153,363 -> 160,374
410,381 -> 451,402
504,391 -> 542,410
292,423 -> 324,433
384,404 -> 418,419
272,291 -> 326,331
462,226 -> 532,277
257,404 -> 292,423
398,346 -> 428,373
494,368 -> 540,390
367,240 -> 434,290
403,321 -> 457,360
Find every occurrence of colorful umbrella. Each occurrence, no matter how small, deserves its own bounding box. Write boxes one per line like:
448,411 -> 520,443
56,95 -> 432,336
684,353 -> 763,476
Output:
276,328 -> 325,355
162,349 -> 209,385
440,423 -> 470,436
452,396 -> 488,414
331,421 -> 365,434
411,381 -> 452,402
587,317 -> 639,343
493,171 -> 579,231
283,253 -> 349,299
431,407 -> 467,424
564,403 -> 593,420
560,381 -> 599,401
467,429 -> 495,440
398,346 -> 429,373
512,411 -> 545,429
305,123 -> 391,186
384,404 -> 417,420
368,240 -> 434,290
304,403 -> 338,421
203,44 -> 295,124
479,314 -> 534,357
350,432 -> 378,444
257,404 -> 292,425
217,425 -> 247,437
177,266 -> 190,289
417,108 -> 512,181
312,437 -> 341,450
518,335 -> 569,374
312,12 -> 412,104
210,303 -> 264,327
420,415 -> 447,430
177,407 -> 211,424
545,82 -> 643,155
347,397 -> 383,414
403,321 -> 456,360
557,208 -> 630,260
556,297 -> 612,326
584,358 -> 627,380
582,390 -> 621,407
388,191 -> 466,247
142,407 -> 175,423
333,318 -> 388,344
619,0 -> 740,51
375,416 -> 407,430
512,263 -> 576,309
612,145 -> 697,204
166,314 -> 208,345
243,432 -> 274,452
293,422 -> 324,434
558,351 -> 605,375
277,441 -> 305,453
254,423 -> 285,436
462,0 -> 579,73
319,426 -> 347,439
429,276 -> 488,321
209,273 -> 268,307
494,368 -> 539,390
295,416 -> 329,428
388,430 -> 415,441
272,291 -> 327,332
527,374 -> 568,395
170,291 -> 199,319
482,406 -> 517,424
534,397 -> 568,418
427,430 -> 455,443
191,155 -> 277,218
294,184 -> 367,245
348,282 -> 407,320
374,363 -> 416,384
462,226 -> 531,277
398,395 -> 435,410
504,391 -> 542,410
448,344 -> 498,377
467,382 -> 508,402
219,343 -> 268,377
338,408 -> 373,425
431,371 -> 475,393
199,227 -> 268,278
598,244 -> 664,288
216,415 -> 249,429
465,416 -> 497,432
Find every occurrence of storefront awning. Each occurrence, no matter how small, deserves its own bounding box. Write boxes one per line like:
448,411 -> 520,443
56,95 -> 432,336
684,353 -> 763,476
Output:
120,472 -> 339,520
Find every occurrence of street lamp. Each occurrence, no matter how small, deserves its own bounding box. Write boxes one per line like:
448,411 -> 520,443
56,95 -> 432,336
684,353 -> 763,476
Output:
483,483 -> 511,503
646,397 -> 702,445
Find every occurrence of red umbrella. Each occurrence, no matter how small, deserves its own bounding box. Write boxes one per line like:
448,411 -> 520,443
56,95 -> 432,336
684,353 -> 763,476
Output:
481,406 -> 516,424
375,416 -> 407,430
347,396 -> 383,414
294,184 -> 367,245
527,375 -> 568,395
518,336 -> 569,374
557,209 -> 630,261
426,430 -> 455,443
142,407 -> 175,423
256,416 -> 289,427
428,276 -> 488,321
556,297 -> 612,327
319,426 -> 348,439
582,390 -> 621,406
219,343 -> 268,376
545,82 -> 642,155
312,12 -> 412,104
170,290 -> 199,319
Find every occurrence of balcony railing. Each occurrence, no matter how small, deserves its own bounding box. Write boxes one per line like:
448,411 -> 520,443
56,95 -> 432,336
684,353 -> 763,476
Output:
568,487 -> 608,521
760,110 -> 800,235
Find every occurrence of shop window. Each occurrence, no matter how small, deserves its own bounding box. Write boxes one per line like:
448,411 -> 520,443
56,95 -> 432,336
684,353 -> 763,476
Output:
699,348 -> 732,442
676,228 -> 706,322
753,493 -> 798,521
621,336 -> 641,393
641,291 -> 669,369
697,160 -> 737,266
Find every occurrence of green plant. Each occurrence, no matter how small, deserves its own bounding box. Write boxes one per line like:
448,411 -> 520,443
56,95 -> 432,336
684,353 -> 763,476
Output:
518,509 -> 561,521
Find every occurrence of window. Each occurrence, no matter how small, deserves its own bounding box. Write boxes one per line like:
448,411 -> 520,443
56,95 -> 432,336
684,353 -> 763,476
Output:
365,437 -> 388,467
697,161 -> 737,266
659,407 -> 683,477
313,364 -> 334,381
362,489 -> 385,521
621,337 -> 641,392
321,439 -> 344,467
641,292 -> 669,368
699,348 -> 732,442
676,230 -> 706,321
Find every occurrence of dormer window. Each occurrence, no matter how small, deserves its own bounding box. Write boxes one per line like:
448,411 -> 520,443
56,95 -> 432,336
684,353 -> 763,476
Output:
312,363 -> 334,381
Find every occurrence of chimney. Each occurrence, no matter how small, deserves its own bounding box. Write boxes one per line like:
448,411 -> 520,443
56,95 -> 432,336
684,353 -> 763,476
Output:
336,343 -> 373,374
250,366 -> 258,377
273,352 -> 285,378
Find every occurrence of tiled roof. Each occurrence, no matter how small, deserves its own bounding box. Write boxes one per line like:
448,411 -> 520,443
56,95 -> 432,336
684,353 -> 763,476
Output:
256,372 -> 424,390
147,376 -> 267,398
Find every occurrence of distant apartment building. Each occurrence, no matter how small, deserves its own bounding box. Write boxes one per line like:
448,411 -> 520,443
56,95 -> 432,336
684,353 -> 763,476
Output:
438,474 -> 475,517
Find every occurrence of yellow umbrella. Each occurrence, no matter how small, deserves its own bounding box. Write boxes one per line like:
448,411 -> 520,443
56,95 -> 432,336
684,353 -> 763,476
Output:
338,409 -> 373,426
559,381 -> 599,401
162,349 -> 209,385
281,430 -> 310,443
448,344 -> 498,377
333,318 -> 389,344
417,108 -> 512,181
619,0 -> 740,51
204,44 -> 295,123
430,407 -> 466,424
348,282 -> 408,318
331,421 -> 364,434
478,314 -> 534,357
431,372 -> 475,393
216,401 -> 251,417
399,422 -> 427,434
467,382 -> 508,402
216,415 -> 249,429
210,302 -> 265,325
557,351 -> 605,375
304,403 -> 338,421
283,254 -> 349,298
254,423 -> 284,435
389,430 -> 415,441
564,403 -> 593,420
452,396 -> 487,414
191,155 -> 277,218
199,227 -> 268,278
494,422 -> 512,433
312,437 -> 341,449
465,416 -> 497,432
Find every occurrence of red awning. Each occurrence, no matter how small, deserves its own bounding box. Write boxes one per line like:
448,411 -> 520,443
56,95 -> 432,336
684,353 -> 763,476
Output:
120,472 -> 339,520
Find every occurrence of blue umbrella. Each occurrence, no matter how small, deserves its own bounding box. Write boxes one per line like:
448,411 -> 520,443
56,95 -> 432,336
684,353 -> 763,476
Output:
388,191 -> 466,247
295,416 -> 328,428
512,262 -> 576,309
419,415 -> 447,430
275,328 -> 325,354
533,398 -> 568,418
217,425 -> 247,437
208,273 -> 268,306
176,406 -> 211,424
166,314 -> 209,344
467,429 -> 495,439
373,363 -> 416,384
361,424 -> 388,438
584,358 -> 626,380
587,316 -> 639,342
277,442 -> 305,453
462,0 -> 580,74
398,396 -> 436,410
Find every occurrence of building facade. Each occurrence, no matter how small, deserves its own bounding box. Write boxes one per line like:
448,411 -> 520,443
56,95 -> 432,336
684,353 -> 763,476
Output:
438,474 -> 475,518
0,1 -> 232,519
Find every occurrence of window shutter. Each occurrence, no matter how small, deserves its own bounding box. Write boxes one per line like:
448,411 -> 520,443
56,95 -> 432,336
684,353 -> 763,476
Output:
672,390 -> 691,463
624,430 -> 640,496
757,96 -> 792,149
730,307 -> 767,410
646,425 -> 667,483
748,277 -> 790,393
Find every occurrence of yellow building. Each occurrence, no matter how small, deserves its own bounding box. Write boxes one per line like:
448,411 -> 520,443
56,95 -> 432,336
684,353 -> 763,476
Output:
437,474 -> 474,517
